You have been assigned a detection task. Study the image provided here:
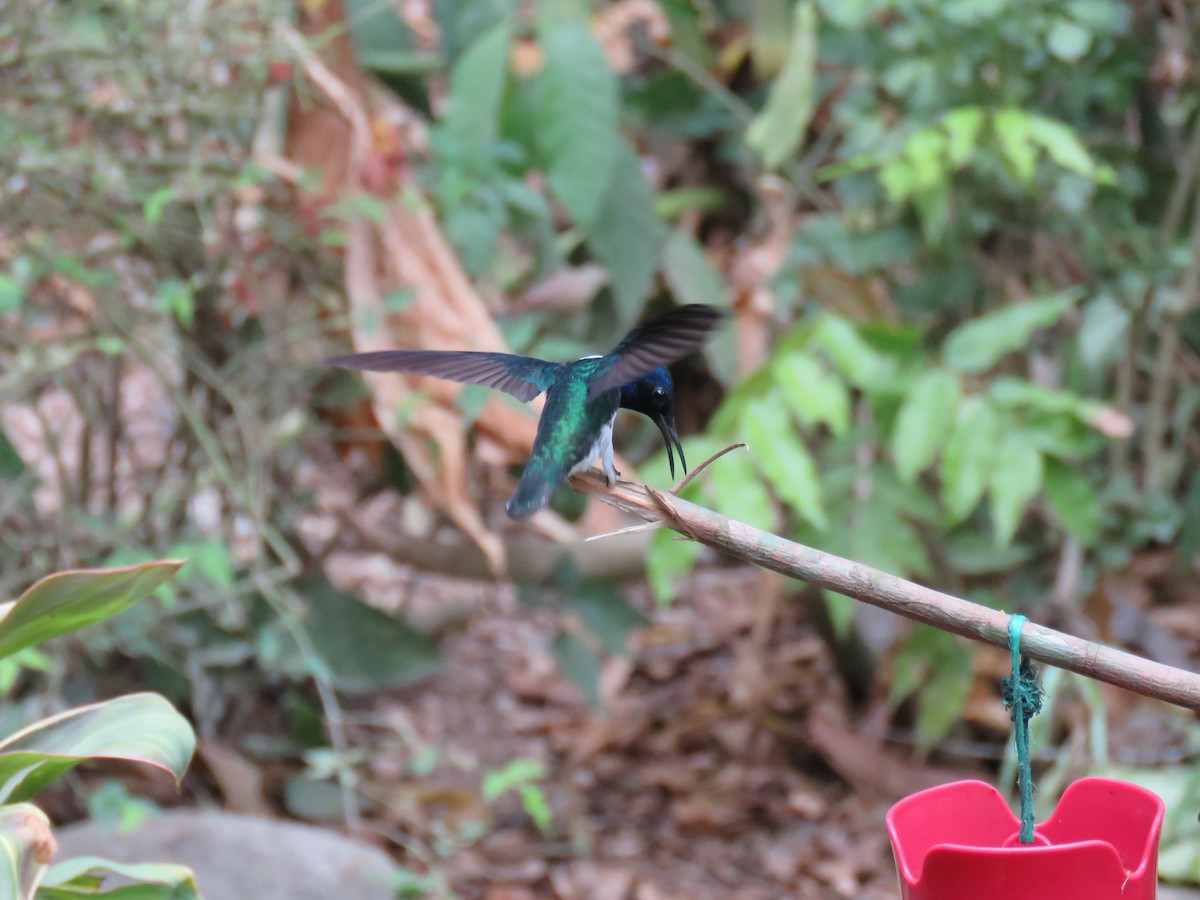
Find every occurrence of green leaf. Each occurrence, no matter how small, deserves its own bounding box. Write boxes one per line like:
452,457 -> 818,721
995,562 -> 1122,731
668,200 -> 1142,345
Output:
904,128 -> 947,192
941,0 -> 1005,24
186,540 -> 234,591
333,193 -> 388,225
821,590 -> 856,638
284,777 -> 348,822
1077,295 -> 1130,372
986,377 -> 1113,433
0,276 -> 23,313
384,287 -> 417,313
86,780 -> 157,836
988,435 -> 1044,547
1026,114 -> 1103,180
442,21 -> 511,154
1047,18 -> 1091,61
849,502 -> 932,579
552,631 -> 600,708
661,230 -> 727,308
942,106 -> 986,167
940,396 -> 1004,522
156,280 -> 193,328
142,187 -> 175,227
564,582 -> 648,656
1178,470 -> 1200,570
812,316 -> 884,388
878,156 -> 915,204
482,758 -> 545,801
1044,459 -> 1101,546
944,532 -> 1034,575
0,562 -> 183,663
0,427 -> 27,480
774,352 -> 851,435
646,528 -> 702,604
443,199 -> 505,276
748,0 -> 792,76
914,639 -> 972,752
94,336 -> 126,356
740,395 -> 826,529
300,578 -> 439,694
0,693 -> 194,804
992,107 -> 1037,183
746,1 -> 817,170
1020,412 -> 1105,460
888,627 -> 973,752
889,625 -> 950,707
708,444 -> 777,531
815,0 -> 875,28
482,760 -> 553,833
872,466 -> 945,526
40,856 -> 200,899
434,0 -> 514,62
519,783 -> 553,834
941,291 -> 1078,373
0,803 -> 52,898
349,0 -> 416,68
587,142 -> 664,329
454,383 -> 491,430
662,230 -> 736,385
537,0 -> 588,28
658,0 -> 713,64
892,369 -> 962,482
535,22 -> 619,230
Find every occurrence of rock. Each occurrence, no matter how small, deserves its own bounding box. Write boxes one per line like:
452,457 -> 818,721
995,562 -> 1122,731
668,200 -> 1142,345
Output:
55,809 -> 396,900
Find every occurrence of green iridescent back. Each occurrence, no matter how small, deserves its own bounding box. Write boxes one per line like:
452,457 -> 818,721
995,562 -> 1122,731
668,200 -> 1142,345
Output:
505,358 -> 619,518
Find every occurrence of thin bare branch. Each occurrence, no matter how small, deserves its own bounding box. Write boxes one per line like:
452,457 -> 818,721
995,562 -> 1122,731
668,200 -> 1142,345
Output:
670,442 -> 748,494
570,471 -> 1200,712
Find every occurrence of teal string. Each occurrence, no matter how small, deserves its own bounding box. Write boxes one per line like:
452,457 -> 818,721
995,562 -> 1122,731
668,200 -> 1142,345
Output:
1001,615 -> 1043,844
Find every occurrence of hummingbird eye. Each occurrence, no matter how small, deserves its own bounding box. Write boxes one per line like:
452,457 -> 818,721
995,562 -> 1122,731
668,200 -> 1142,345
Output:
653,387 -> 667,400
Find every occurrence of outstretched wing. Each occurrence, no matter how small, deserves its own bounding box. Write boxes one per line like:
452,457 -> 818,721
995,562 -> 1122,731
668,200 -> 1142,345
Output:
325,350 -> 561,403
586,304 -> 724,401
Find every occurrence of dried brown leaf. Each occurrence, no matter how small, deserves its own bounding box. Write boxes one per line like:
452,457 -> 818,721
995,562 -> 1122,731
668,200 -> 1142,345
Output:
594,1 -> 671,73
198,739 -> 272,816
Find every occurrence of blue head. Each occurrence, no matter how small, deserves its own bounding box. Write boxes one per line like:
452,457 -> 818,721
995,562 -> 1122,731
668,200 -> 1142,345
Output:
619,367 -> 686,479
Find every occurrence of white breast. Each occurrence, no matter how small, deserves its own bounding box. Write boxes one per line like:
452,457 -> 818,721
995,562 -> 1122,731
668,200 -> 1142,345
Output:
567,412 -> 616,476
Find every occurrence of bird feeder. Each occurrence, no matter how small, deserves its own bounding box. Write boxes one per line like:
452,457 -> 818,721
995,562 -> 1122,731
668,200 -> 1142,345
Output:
886,776 -> 1164,900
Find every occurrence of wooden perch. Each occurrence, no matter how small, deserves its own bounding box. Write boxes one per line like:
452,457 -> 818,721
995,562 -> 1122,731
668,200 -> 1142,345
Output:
569,469 -> 1200,712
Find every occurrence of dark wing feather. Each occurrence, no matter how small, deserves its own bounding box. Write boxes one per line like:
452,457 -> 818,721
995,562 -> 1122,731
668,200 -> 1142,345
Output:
325,350 -> 561,403
586,304 -> 724,401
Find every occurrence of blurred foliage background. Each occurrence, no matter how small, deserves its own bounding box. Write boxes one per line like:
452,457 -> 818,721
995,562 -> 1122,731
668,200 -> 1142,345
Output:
4,0 -> 1200,895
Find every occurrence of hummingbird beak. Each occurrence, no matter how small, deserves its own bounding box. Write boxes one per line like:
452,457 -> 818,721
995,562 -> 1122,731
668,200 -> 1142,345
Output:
653,412 -> 687,480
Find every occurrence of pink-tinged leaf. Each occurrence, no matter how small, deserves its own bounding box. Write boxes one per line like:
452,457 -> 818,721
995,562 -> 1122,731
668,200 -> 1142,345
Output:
0,694 -> 194,804
0,561 -> 184,662
41,855 -> 200,899
0,804 -> 54,898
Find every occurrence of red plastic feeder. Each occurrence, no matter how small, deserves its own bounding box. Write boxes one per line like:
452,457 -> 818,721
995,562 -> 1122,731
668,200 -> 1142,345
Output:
887,777 -> 1164,900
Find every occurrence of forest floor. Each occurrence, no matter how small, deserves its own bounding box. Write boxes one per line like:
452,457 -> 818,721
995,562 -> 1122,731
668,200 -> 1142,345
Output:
323,549 -> 993,899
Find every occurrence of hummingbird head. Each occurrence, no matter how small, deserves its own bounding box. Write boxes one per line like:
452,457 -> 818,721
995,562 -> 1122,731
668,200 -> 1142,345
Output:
619,367 -> 687,479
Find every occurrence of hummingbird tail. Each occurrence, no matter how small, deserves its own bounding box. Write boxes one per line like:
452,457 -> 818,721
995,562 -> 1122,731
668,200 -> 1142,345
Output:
505,470 -> 557,519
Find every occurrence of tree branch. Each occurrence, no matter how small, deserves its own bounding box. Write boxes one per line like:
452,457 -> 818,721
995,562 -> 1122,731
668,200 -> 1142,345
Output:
569,471 -> 1200,712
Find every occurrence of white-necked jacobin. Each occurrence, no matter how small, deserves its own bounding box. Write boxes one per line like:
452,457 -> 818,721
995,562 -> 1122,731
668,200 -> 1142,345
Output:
325,304 -> 723,518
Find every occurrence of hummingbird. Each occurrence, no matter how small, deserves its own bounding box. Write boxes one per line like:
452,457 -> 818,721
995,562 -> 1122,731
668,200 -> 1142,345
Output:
326,304 -> 723,518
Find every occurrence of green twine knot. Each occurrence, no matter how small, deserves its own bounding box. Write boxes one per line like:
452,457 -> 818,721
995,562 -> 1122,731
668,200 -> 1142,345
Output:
1001,614 -> 1043,844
